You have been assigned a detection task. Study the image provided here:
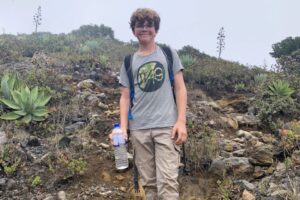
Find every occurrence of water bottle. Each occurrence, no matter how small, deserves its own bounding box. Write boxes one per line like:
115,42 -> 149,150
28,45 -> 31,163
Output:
112,123 -> 128,170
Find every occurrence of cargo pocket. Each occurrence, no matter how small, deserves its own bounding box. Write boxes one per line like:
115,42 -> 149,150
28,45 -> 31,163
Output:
173,143 -> 181,168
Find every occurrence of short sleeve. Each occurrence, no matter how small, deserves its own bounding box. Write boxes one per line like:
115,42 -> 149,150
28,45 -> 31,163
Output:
171,48 -> 184,74
119,62 -> 130,88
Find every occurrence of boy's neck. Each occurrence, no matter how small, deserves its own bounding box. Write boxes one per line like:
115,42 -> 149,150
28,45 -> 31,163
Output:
137,42 -> 156,56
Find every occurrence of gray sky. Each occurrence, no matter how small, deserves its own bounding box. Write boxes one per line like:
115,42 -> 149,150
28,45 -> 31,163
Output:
1,0 -> 299,67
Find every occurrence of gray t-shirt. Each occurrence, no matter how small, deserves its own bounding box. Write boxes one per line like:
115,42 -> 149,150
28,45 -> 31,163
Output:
119,45 -> 183,130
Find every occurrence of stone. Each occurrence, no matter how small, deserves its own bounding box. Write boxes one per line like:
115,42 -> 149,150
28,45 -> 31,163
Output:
250,131 -> 263,138
100,143 -> 110,149
242,190 -> 255,200
43,195 -> 55,200
233,149 -> 245,157
253,170 -> 265,179
220,116 -> 238,129
0,131 -> 7,147
276,162 -> 286,172
232,137 -> 245,143
58,136 -> 71,148
249,146 -> 273,166
57,191 -> 66,200
98,93 -> 107,99
237,130 -> 253,139
208,159 -> 226,177
291,150 -> 300,165
270,189 -> 288,197
101,171 -> 111,182
224,143 -> 234,152
235,114 -> 260,126
0,178 -> 7,188
77,79 -> 95,89
6,179 -> 16,190
64,122 -> 85,133
223,157 -> 254,177
235,180 -> 256,191
261,135 -> 276,144
116,175 -> 125,181
98,102 -> 109,109
27,137 -> 41,146
119,186 -> 126,192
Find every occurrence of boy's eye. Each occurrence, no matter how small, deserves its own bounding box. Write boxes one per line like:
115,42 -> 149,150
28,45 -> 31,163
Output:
135,21 -> 154,28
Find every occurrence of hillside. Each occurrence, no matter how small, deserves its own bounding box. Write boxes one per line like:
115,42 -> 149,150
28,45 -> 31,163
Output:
1,26 -> 300,200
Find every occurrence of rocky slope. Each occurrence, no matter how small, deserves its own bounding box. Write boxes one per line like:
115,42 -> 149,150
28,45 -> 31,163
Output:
0,52 -> 300,200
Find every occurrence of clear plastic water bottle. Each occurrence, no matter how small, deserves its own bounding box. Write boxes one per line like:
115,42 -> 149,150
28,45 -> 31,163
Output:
112,123 -> 128,170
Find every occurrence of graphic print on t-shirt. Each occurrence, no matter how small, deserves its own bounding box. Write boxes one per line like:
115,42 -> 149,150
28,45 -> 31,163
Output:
137,61 -> 165,92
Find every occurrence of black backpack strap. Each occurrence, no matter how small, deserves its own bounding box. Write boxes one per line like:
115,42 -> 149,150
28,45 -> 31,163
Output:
160,45 -> 175,103
124,54 -> 134,120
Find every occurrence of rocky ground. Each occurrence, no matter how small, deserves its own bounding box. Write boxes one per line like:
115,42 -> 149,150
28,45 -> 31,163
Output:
0,52 -> 300,200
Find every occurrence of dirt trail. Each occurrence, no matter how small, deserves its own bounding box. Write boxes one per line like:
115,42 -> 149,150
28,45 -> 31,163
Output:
62,134 -> 218,200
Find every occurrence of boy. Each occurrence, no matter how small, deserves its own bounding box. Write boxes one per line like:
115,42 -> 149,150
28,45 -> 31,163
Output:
118,8 -> 187,199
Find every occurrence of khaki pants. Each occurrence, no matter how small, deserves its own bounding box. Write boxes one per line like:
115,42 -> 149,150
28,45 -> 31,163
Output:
131,127 -> 180,200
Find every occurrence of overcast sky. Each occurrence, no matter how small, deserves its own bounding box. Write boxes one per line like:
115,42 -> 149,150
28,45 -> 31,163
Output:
1,0 -> 299,67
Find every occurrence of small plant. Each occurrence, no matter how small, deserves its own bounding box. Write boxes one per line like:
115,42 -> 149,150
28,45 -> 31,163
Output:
30,175 -> 42,187
268,80 -> 294,98
234,83 -> 245,92
67,158 -> 87,175
286,175 -> 299,200
254,79 -> 296,128
180,54 -> 196,68
185,126 -> 219,171
254,73 -> 267,86
217,177 -> 232,200
0,86 -> 51,123
290,121 -> 300,135
57,152 -> 87,176
47,154 -> 56,173
258,180 -> 268,196
3,157 -> 21,175
98,55 -> 109,67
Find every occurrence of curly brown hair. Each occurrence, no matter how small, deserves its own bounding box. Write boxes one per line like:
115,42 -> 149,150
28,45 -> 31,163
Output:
130,8 -> 160,32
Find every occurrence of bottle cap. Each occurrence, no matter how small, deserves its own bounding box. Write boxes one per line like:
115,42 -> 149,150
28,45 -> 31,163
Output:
114,123 -> 120,128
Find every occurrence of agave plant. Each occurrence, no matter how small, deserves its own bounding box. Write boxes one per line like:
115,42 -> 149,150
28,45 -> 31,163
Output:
234,82 -> 245,92
180,54 -> 196,68
0,86 -> 51,123
254,73 -> 267,85
268,80 -> 294,98
0,73 -> 23,100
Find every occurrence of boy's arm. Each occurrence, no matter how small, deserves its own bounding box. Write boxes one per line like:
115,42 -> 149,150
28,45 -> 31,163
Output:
172,71 -> 187,145
119,86 -> 130,139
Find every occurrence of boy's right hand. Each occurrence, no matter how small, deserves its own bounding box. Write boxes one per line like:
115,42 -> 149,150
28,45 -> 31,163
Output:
108,128 -> 128,145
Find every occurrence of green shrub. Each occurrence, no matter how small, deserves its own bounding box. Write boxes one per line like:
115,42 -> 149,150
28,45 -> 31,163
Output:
254,73 -> 268,86
254,79 -> 296,129
0,86 -> 51,123
57,152 -> 87,176
180,54 -> 196,68
234,83 -> 245,92
268,80 -> 294,98
185,125 -> 219,171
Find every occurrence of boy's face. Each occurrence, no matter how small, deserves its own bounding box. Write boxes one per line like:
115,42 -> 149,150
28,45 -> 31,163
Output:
133,20 -> 157,45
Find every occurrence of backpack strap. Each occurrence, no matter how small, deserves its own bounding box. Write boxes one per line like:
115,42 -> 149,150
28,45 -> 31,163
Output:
160,45 -> 176,103
124,54 -> 134,120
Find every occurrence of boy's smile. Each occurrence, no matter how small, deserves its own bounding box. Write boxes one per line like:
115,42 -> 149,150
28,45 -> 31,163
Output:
134,21 -> 157,44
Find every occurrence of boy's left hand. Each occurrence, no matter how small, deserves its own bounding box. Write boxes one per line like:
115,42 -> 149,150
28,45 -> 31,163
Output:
171,121 -> 187,145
